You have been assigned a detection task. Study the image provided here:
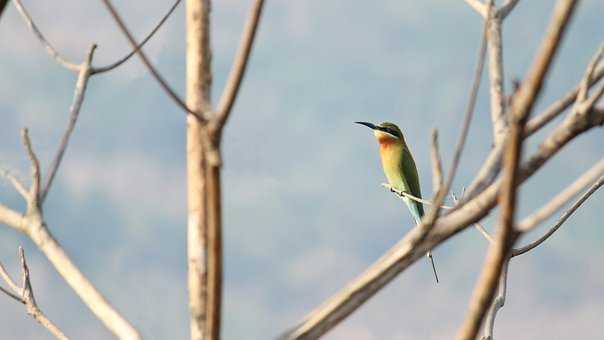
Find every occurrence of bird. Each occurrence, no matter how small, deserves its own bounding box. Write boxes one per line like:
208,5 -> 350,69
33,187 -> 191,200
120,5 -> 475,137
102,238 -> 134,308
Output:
355,121 -> 439,283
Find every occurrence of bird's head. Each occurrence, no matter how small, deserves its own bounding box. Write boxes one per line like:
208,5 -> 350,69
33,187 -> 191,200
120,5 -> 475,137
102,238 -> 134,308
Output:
355,121 -> 406,146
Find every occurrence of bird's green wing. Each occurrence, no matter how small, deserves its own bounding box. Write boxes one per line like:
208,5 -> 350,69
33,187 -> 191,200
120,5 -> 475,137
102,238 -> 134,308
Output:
400,147 -> 424,217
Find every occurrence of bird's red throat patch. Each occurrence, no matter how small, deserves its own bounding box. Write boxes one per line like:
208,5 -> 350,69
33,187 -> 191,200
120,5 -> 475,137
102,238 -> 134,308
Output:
377,135 -> 396,149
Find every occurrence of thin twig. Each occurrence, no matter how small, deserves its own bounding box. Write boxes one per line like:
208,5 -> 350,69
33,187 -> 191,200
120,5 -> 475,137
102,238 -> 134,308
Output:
0,261 -> 21,293
1,129 -> 141,339
100,0 -> 205,121
442,0 -> 490,206
525,66 -> 604,135
0,168 -> 28,199
464,0 -> 487,17
481,259 -> 510,340
0,284 -> 22,303
12,0 -> 79,72
91,0 -> 183,74
517,160 -> 604,232
456,85 -> 523,340
451,193 -> 494,243
430,129 -> 444,194
214,0 -> 265,130
508,0 -> 578,123
41,45 -> 96,203
20,128 -> 40,209
513,175 -> 603,257
464,63 -> 604,202
0,247 -> 68,340
576,45 -> 604,103
422,0 -> 490,230
496,0 -> 520,19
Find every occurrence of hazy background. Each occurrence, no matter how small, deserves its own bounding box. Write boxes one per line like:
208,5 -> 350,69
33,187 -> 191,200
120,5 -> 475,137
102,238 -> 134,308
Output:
0,1 -> 602,339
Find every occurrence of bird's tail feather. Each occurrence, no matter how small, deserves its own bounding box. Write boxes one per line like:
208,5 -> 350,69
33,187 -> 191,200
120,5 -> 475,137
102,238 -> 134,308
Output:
408,204 -> 440,284
427,251 -> 439,283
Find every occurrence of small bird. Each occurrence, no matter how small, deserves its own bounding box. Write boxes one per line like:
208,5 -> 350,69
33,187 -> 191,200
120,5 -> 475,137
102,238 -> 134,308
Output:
356,121 -> 439,283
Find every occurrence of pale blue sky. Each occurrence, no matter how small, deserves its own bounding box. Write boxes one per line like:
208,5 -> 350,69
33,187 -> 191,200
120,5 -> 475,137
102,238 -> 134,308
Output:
0,1 -> 603,339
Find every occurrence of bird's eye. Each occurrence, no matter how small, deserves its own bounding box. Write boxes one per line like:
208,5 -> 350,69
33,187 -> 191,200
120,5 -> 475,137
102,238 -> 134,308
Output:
386,128 -> 397,137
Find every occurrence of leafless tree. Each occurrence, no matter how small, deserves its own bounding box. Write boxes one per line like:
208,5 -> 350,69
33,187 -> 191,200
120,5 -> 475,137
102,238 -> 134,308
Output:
0,0 -> 602,339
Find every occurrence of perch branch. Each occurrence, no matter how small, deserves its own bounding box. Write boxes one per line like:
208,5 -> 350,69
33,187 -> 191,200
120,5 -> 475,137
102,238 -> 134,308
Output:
279,99 -> 603,339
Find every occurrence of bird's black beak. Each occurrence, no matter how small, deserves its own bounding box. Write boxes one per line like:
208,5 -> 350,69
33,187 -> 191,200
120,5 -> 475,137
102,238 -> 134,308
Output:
355,121 -> 377,130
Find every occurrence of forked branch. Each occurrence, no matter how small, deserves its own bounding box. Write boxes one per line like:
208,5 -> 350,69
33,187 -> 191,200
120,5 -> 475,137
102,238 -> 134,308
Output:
0,247 -> 68,340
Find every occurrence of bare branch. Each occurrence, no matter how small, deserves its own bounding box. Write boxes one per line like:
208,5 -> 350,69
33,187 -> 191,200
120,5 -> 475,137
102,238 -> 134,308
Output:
481,259 -> 510,340
20,128 -> 41,209
457,70 -> 525,340
214,0 -> 265,130
518,160 -> 604,232
458,3 -> 578,337
91,0 -> 183,74
1,130 -> 141,339
41,45 -> 96,203
0,247 -> 68,340
185,0 -> 216,339
0,204 -> 25,231
513,175 -> 603,257
525,66 -> 604,135
464,0 -> 487,18
430,129 -> 444,194
12,0 -> 80,72
0,261 -> 21,294
509,0 -> 578,123
486,4 -> 507,144
462,141 -> 504,202
577,45 -> 604,103
384,183 -> 446,207
422,0 -> 490,228
100,0 -> 205,121
496,0 -> 520,19
465,64 -> 604,202
0,284 -> 22,303
462,0 -> 581,202
0,168 -> 28,199
451,193 -> 494,243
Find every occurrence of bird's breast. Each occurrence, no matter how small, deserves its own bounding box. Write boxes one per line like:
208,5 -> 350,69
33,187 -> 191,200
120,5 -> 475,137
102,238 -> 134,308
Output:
379,144 -> 405,188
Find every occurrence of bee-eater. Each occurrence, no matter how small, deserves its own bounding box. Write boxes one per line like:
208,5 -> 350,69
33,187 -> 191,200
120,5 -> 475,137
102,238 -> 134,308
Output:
356,121 -> 439,283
